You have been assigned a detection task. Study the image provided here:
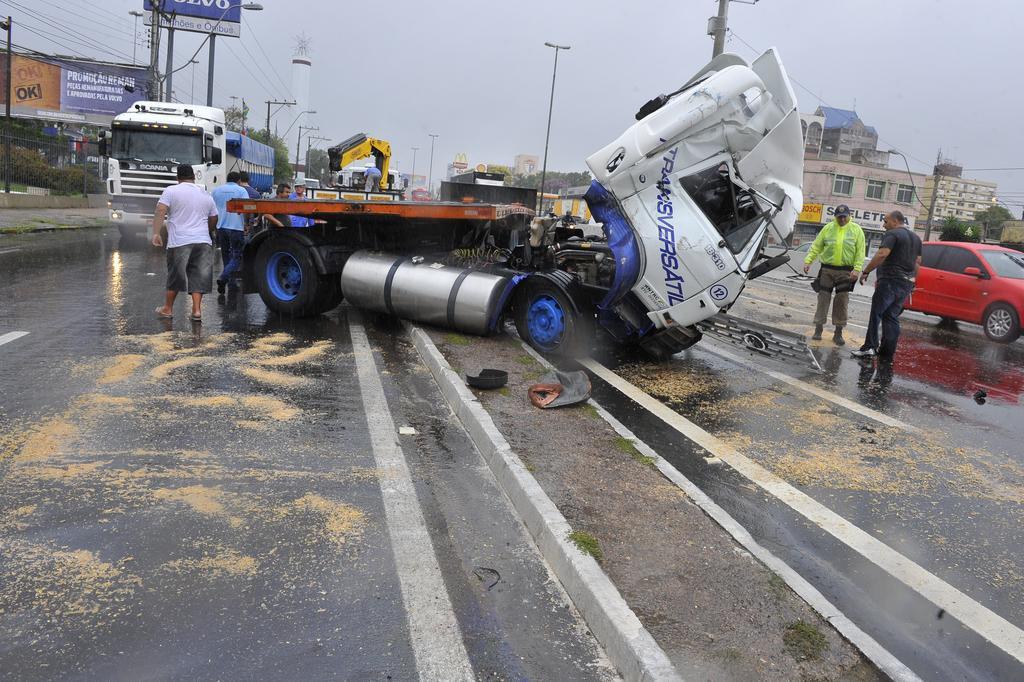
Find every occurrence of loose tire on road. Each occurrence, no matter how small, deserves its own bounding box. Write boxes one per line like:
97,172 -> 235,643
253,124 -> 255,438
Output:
513,275 -> 593,357
254,236 -> 332,317
983,303 -> 1020,343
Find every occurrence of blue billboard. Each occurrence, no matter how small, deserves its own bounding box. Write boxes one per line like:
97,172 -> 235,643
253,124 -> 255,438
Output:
143,0 -> 241,23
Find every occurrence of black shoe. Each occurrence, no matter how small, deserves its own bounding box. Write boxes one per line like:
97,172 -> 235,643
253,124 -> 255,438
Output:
833,328 -> 845,346
812,325 -> 823,340
217,280 -> 226,295
851,347 -> 876,358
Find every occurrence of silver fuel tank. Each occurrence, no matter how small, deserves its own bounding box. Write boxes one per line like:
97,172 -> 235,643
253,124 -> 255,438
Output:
340,250 -> 515,336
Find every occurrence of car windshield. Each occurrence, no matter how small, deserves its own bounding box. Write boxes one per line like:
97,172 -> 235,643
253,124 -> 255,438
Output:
679,162 -> 767,253
981,250 -> 1024,280
111,128 -> 203,165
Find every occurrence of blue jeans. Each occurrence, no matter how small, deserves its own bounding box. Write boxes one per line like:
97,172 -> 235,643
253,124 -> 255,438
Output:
217,229 -> 245,284
863,278 -> 914,360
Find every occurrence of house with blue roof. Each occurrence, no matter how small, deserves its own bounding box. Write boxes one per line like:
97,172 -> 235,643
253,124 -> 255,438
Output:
813,106 -> 879,161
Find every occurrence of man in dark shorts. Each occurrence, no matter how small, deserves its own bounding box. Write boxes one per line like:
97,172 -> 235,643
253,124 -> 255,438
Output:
852,210 -> 923,363
152,164 -> 219,322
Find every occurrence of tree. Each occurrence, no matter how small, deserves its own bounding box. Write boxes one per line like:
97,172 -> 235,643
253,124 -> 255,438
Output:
484,163 -> 513,179
939,216 -> 980,243
973,204 -> 1013,241
306,148 -> 330,183
511,170 -> 592,193
223,105 -> 245,132
248,129 -> 294,184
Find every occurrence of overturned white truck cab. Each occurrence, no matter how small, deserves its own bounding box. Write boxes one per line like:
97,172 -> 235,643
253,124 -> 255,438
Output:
231,49 -> 807,362
581,48 -> 804,357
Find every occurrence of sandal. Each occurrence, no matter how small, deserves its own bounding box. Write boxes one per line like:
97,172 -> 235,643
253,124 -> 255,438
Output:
189,313 -> 202,322
155,307 -> 173,319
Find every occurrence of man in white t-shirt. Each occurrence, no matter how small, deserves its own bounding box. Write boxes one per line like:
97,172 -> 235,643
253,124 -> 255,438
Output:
152,164 -> 219,322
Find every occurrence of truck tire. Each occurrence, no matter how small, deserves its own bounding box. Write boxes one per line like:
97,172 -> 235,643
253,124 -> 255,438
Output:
318,275 -> 345,313
254,236 -> 329,317
514,275 -> 593,357
983,303 -> 1020,343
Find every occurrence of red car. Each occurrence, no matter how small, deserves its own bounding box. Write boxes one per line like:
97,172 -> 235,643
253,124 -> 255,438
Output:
906,242 -> 1024,342
410,188 -> 432,202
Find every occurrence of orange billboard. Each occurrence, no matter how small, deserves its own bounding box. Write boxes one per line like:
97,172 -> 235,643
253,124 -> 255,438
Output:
0,54 -> 61,111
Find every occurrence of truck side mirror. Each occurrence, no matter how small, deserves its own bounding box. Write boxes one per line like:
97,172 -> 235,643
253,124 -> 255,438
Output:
210,148 -> 223,165
963,266 -> 983,278
97,130 -> 108,157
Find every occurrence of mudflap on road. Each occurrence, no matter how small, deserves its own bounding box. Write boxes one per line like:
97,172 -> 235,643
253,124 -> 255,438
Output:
696,312 -> 822,371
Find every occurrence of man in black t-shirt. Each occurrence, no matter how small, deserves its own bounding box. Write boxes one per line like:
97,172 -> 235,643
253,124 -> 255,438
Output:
852,210 -> 923,363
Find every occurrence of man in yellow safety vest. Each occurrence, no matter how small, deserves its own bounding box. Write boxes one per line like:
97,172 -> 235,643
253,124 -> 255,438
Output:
802,204 -> 866,345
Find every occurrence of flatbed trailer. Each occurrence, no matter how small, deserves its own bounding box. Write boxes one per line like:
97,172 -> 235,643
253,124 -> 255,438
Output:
225,48 -> 811,362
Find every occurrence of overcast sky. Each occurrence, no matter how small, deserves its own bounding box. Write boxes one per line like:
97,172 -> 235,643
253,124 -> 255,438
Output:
13,0 -> 1024,208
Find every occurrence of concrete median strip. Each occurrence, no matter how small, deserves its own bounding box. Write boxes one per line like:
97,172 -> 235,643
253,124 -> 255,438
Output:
406,321 -> 682,682
528,363 -> 922,680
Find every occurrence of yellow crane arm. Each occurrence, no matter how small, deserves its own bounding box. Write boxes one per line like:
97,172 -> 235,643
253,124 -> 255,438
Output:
327,134 -> 392,189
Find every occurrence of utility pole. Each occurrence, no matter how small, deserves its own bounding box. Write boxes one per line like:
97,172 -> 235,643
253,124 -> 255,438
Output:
925,152 -> 942,242
3,16 -> 11,194
427,133 -> 438,198
148,0 -> 162,100
305,135 -> 329,179
539,42 -> 569,214
164,25 -> 175,102
410,146 -> 419,187
710,0 -> 729,57
265,99 -> 294,137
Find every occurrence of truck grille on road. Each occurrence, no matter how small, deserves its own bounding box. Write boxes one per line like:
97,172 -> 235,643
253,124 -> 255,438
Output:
119,169 -> 175,197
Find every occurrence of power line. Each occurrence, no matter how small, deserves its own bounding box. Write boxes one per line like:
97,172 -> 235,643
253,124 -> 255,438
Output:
13,22 -> 133,64
29,0 -> 134,46
241,14 -> 293,99
726,28 -> 932,170
0,0 -> 134,62
224,35 -> 283,101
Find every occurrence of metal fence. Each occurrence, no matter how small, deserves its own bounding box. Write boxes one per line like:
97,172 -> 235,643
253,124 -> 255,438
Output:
0,128 -> 103,197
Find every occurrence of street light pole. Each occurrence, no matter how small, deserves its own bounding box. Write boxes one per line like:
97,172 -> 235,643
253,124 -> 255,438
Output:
147,1 -> 162,100
538,42 -> 569,214
265,99 -> 295,137
427,134 -> 438,198
129,11 -> 143,65
201,2 -> 263,106
295,124 -> 318,177
410,146 -> 419,187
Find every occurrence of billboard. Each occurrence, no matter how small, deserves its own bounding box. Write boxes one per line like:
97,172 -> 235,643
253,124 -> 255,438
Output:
0,53 -> 148,124
143,0 -> 242,38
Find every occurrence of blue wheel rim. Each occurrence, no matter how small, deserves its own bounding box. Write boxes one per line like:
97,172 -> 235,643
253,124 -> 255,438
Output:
266,251 -> 302,301
526,294 -> 565,351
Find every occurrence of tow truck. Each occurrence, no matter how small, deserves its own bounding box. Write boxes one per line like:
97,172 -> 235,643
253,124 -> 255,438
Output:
229,49 -> 809,362
311,133 -> 407,201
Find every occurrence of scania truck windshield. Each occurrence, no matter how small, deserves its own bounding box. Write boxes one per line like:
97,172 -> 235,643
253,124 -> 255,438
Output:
111,128 -> 203,165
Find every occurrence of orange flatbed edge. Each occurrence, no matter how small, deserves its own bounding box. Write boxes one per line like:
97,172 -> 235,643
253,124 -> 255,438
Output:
227,198 -> 535,221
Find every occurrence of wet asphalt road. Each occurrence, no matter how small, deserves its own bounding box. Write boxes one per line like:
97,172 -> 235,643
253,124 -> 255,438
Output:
0,229 -> 612,681
584,275 -> 1024,680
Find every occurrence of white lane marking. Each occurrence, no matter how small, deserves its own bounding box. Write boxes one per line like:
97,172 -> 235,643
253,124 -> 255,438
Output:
349,312 -> 474,681
588,399 -> 922,681
0,247 -> 23,255
697,343 -> 921,434
581,357 -> 1024,666
0,331 -> 29,347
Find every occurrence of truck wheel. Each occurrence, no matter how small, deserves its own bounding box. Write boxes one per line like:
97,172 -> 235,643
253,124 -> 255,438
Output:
514,277 -> 592,357
254,237 -> 325,317
983,303 -> 1020,343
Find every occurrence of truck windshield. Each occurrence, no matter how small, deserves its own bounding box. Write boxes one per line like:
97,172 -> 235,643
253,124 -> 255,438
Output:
111,129 -> 203,165
679,163 -> 766,253
981,250 -> 1024,280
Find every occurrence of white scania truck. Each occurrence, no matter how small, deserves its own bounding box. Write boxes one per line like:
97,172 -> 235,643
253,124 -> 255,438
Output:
100,102 -> 275,241
228,49 -> 807,361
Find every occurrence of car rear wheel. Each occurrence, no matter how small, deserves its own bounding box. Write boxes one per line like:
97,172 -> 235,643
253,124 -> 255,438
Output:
983,303 -> 1020,343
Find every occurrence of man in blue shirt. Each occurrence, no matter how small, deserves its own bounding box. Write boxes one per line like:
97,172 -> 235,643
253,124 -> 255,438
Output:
211,171 -> 251,294
363,165 -> 383,192
289,181 -> 314,227
238,171 -> 261,231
